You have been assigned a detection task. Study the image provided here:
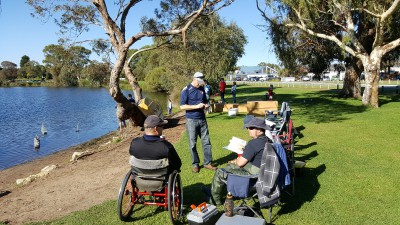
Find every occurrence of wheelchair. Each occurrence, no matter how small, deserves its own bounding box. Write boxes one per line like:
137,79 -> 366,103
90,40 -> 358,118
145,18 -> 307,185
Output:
117,157 -> 183,224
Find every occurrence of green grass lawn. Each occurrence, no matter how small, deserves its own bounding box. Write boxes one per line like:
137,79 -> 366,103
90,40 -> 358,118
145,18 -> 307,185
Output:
24,85 -> 400,225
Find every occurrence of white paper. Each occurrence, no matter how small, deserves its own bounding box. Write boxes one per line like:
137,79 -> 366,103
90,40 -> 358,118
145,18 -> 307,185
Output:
224,136 -> 246,154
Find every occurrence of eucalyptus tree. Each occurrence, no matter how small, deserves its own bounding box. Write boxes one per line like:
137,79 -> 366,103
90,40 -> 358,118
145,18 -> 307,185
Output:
42,44 -> 91,86
131,14 -> 246,93
0,61 -> 18,81
258,0 -> 400,108
20,55 -> 30,68
27,0 -> 235,126
82,60 -> 111,87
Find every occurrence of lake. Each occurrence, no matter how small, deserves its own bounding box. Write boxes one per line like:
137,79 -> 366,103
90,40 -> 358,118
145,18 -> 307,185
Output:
0,87 -> 168,170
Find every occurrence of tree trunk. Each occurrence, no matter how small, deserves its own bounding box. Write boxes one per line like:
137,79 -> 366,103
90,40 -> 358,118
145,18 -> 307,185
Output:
339,58 -> 362,99
361,54 -> 381,108
339,64 -> 361,99
123,62 -> 142,103
109,49 -> 146,127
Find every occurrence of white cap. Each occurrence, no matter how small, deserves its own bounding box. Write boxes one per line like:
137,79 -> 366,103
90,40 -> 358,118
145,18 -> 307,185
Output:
193,72 -> 205,85
194,72 -> 204,78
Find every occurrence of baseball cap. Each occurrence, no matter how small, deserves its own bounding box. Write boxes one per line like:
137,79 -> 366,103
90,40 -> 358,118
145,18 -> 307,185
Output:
144,115 -> 168,128
193,72 -> 205,85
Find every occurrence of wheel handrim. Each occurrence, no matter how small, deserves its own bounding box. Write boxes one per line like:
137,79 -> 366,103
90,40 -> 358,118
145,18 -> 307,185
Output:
168,172 -> 183,223
119,174 -> 136,219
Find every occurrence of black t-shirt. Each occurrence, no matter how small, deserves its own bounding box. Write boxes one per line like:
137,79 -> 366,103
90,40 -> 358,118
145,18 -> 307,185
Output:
242,135 -> 269,168
129,136 -> 182,172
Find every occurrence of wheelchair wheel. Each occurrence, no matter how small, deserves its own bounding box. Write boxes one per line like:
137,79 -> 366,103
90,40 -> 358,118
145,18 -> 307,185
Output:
117,170 -> 136,221
168,171 -> 183,224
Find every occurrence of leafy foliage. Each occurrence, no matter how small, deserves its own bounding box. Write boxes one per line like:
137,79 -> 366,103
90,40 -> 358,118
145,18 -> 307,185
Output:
133,14 -> 247,93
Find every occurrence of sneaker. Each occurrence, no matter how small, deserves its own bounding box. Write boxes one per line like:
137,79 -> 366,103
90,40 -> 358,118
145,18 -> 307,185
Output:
203,164 -> 217,171
192,165 -> 199,173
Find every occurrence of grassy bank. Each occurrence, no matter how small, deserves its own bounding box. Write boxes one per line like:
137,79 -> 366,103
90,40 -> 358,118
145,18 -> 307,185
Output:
24,85 -> 400,225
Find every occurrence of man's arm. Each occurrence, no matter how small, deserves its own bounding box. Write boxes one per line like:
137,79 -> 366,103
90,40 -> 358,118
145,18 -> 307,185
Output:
180,103 -> 206,110
229,156 -> 249,168
168,144 -> 182,171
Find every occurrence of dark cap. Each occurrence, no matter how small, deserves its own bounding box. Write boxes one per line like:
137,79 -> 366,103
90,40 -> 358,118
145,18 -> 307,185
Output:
244,117 -> 270,130
144,115 -> 168,128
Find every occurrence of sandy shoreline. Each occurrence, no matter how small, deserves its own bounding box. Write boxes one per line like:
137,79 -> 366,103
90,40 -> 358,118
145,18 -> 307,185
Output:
0,113 -> 186,224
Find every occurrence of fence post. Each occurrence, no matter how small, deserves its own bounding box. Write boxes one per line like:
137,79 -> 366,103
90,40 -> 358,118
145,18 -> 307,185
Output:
337,84 -> 339,90
381,86 -> 384,93
396,86 -> 399,94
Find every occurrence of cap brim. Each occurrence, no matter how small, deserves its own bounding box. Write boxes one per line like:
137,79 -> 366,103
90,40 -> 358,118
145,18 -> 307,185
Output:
195,78 -> 205,85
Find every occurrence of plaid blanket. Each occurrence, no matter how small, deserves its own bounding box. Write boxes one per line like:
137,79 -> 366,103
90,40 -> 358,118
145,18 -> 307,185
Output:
256,143 -> 281,207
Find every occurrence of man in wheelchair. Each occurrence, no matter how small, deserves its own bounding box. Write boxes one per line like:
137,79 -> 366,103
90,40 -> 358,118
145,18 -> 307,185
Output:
210,117 -> 271,205
118,115 -> 183,222
129,115 -> 182,175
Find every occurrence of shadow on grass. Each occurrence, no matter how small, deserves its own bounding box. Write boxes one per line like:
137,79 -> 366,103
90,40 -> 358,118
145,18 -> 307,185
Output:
221,86 -> 370,124
379,93 -> 400,107
295,150 -> 319,162
124,182 -> 214,225
277,90 -> 368,124
124,204 -> 166,223
214,152 -> 239,166
278,164 -> 326,215
295,142 -> 317,152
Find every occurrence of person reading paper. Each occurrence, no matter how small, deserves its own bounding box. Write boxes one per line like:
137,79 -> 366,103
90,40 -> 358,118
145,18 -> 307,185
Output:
209,117 -> 271,205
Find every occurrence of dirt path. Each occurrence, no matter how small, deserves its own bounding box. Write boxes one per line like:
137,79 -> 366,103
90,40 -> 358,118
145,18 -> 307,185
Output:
0,113 -> 186,225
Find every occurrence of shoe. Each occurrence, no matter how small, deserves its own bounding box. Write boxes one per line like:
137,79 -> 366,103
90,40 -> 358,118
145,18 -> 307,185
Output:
192,166 -> 199,173
203,164 -> 217,171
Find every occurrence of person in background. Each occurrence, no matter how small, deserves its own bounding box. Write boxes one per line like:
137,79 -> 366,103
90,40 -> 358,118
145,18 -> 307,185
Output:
204,80 -> 212,113
180,72 -> 217,173
209,117 -> 270,205
129,115 -> 181,174
231,81 -> 237,103
168,98 -> 173,115
128,94 -> 135,103
116,103 -> 127,131
219,77 -> 226,104
267,85 -> 274,100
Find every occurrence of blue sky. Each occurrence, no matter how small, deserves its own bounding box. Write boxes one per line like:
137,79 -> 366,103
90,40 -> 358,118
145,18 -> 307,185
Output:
0,1 -> 278,67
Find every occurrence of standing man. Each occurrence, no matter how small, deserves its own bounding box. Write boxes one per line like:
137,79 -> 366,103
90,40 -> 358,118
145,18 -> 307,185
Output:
180,72 -> 217,173
219,77 -> 226,104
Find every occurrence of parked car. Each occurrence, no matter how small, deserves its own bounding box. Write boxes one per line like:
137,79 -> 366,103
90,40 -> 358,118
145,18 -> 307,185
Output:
322,76 -> 330,81
235,77 -> 241,81
249,77 -> 260,82
301,76 -> 311,81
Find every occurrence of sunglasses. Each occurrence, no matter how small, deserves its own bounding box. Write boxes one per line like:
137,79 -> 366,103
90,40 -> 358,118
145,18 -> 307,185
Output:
247,127 -> 256,130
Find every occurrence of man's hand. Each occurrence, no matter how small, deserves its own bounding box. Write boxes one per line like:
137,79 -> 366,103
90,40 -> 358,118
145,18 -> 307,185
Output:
197,103 -> 205,109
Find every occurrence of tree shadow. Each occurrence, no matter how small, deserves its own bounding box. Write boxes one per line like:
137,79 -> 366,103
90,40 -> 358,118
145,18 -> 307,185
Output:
279,89 -> 369,124
378,93 -> 400,107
